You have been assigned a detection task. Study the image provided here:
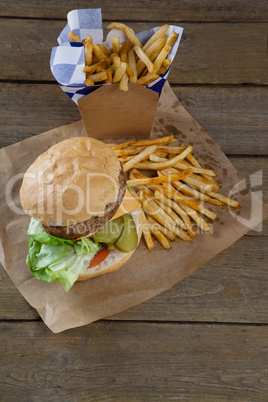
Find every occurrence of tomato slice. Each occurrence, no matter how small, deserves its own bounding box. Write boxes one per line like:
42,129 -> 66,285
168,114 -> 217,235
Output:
88,247 -> 110,269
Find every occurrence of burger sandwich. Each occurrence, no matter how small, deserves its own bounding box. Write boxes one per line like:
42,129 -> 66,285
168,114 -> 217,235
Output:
20,137 -> 142,291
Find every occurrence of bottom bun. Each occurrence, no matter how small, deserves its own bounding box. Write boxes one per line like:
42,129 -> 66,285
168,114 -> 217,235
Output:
77,208 -> 142,281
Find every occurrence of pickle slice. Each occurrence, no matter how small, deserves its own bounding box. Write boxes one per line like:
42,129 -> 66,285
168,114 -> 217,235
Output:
92,216 -> 124,244
114,213 -> 138,253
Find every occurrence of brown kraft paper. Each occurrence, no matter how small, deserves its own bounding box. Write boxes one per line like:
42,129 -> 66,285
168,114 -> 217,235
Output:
0,82 -> 266,333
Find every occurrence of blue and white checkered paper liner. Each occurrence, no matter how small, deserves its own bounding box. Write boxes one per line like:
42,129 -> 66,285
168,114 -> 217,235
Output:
50,9 -> 183,104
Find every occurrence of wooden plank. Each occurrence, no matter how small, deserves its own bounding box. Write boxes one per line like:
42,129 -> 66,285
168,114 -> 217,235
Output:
0,0 -> 267,22
1,232 -> 267,322
0,83 -> 268,155
1,321 -> 268,400
0,19 -> 267,85
173,86 -> 268,156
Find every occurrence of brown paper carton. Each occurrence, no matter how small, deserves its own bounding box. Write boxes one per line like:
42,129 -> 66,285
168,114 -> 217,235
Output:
78,83 -> 159,139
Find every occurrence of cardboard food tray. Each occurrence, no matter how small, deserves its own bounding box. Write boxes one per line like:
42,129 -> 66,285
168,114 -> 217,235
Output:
0,82 -> 265,333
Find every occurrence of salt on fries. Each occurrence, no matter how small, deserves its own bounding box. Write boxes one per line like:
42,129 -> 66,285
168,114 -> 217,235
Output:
68,23 -> 178,91
110,135 -> 240,251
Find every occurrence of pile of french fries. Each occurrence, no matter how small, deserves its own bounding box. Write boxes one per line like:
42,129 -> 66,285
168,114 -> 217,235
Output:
68,23 -> 178,91
109,135 -> 240,251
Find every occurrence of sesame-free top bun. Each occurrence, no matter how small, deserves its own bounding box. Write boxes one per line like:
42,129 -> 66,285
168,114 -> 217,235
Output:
77,208 -> 142,281
20,137 -> 126,238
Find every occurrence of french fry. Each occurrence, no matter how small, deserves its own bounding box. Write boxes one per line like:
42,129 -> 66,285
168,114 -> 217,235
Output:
166,31 -> 179,47
182,173 -> 219,193
152,45 -> 171,73
112,35 -> 121,54
186,153 -> 217,184
153,151 -> 168,158
68,31 -> 81,42
207,192 -> 240,208
88,72 -> 107,82
129,168 -> 153,180
160,187 -> 217,221
157,146 -> 185,154
134,146 -> 193,170
160,168 -> 224,206
133,46 -> 154,73
93,44 -> 110,63
147,37 -> 167,60
84,78 -> 95,86
154,186 -> 195,237
120,40 -> 132,61
113,55 -> 121,72
146,215 -> 176,241
83,61 -> 103,75
128,49 -> 138,83
96,61 -> 110,73
127,169 -> 193,187
123,145 -> 158,172
175,162 -> 216,177
113,61 -> 127,83
118,155 -> 134,163
143,186 -> 186,230
97,44 -> 112,57
107,64 -> 115,73
179,204 -> 211,232
84,36 -> 93,66
154,197 -> 186,230
104,69 -> 113,83
158,66 -> 168,75
140,190 -> 191,242
147,221 -> 171,249
119,72 -> 129,92
129,187 -> 141,202
119,41 -> 134,78
107,22 -> 143,47
112,135 -> 175,150
137,73 -> 159,86
129,169 -> 165,194
137,37 -> 166,76
142,24 -> 169,52
150,50 -> 163,62
115,146 -> 146,157
147,183 -> 165,193
130,188 -> 158,253
139,207 -> 154,251
126,65 -> 135,79
110,52 -> 118,64
92,54 -> 99,64
162,58 -> 171,67
149,154 -> 167,162
177,158 -> 218,179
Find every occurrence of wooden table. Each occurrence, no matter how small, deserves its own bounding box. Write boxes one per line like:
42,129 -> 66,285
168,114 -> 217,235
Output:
1,2 -> 267,400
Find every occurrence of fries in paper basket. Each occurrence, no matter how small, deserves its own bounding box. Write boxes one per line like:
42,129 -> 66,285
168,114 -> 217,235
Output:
50,9 -> 182,102
69,22 -> 178,92
109,136 -> 240,251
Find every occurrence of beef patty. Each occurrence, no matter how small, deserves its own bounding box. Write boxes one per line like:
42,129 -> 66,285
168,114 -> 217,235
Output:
43,167 -> 126,240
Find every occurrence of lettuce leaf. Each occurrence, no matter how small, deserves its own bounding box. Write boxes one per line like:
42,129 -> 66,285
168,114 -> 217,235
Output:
26,219 -> 100,292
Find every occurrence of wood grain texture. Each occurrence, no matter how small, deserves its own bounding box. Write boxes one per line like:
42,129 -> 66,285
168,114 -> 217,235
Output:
1,321 -> 268,400
1,214 -> 267,322
1,83 -> 268,155
0,0 -> 267,21
0,19 -> 267,85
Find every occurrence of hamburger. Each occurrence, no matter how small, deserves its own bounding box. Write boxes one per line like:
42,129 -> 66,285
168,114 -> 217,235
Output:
20,137 -> 142,291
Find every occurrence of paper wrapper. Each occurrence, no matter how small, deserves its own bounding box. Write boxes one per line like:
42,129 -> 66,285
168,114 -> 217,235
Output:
0,83 -> 266,333
50,8 -> 183,104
